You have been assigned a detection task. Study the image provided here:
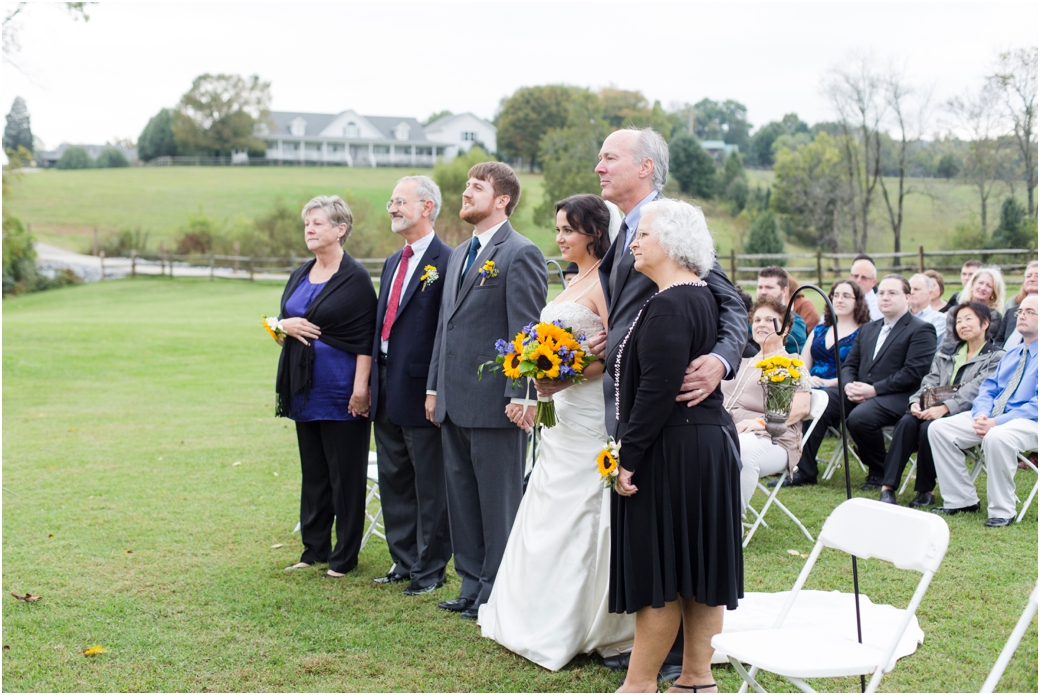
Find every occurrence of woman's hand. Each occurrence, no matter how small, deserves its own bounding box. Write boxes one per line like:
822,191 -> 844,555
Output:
534,379 -> 572,397
910,402 -> 924,419
280,317 -> 321,346
614,466 -> 637,497
736,418 -> 765,433
348,387 -> 370,418
810,376 -> 835,389
919,404 -> 950,421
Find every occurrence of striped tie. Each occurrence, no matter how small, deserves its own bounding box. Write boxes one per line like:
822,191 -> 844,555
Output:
991,347 -> 1029,417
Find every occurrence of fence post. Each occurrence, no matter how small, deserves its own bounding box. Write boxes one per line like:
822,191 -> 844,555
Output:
93,226 -> 99,256
210,253 -> 215,280
233,241 -> 240,274
249,256 -> 255,282
130,249 -> 136,278
159,243 -> 166,276
99,251 -> 105,280
918,245 -> 925,273
730,249 -> 737,282
816,249 -> 823,286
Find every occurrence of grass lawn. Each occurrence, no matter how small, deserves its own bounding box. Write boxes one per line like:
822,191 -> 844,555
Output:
3,278 -> 1037,692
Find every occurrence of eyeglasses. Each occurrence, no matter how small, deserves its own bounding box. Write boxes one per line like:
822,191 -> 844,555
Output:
386,198 -> 408,210
1015,308 -> 1038,318
831,292 -> 857,301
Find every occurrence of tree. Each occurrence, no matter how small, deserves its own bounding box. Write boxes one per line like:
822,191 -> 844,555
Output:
990,196 -> 1031,249
536,90 -> 610,223
4,3 -> 89,71
96,147 -> 129,168
989,47 -> 1038,218
937,153 -> 961,179
172,74 -> 271,156
743,210 -> 785,264
948,83 -> 1006,235
3,96 -> 33,155
495,85 -> 573,172
688,99 -> 752,153
669,134 -> 716,199
138,108 -> 179,161
55,146 -> 93,170
432,146 -> 492,245
750,122 -> 785,168
422,110 -> 452,127
772,132 -> 846,251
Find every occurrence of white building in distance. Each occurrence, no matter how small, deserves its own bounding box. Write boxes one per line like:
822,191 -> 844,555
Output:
423,112 -> 497,157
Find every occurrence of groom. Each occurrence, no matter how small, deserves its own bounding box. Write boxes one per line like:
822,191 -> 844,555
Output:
426,162 -> 548,620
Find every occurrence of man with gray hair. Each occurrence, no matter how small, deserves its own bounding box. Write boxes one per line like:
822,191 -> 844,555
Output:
909,273 -> 947,345
369,175 -> 454,595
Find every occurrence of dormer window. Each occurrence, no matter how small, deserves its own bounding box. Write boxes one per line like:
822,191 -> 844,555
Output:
344,121 -> 359,138
289,117 -> 307,137
394,123 -> 410,141
461,131 -> 477,141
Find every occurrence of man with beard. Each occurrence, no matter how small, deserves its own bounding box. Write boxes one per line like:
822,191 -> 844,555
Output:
425,162 -> 547,620
370,175 -> 453,596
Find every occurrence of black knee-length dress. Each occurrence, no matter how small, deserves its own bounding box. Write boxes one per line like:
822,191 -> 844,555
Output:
609,283 -> 743,613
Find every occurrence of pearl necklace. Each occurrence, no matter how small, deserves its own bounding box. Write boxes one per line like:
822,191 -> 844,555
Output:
566,260 -> 602,290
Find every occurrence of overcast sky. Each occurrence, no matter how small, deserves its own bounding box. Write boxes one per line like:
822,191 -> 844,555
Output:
2,1 -> 1037,149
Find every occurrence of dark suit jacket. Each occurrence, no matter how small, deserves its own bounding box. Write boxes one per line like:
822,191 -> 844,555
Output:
840,311 -> 937,410
370,233 -> 451,428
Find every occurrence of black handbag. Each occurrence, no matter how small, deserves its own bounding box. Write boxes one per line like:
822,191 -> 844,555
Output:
920,384 -> 960,410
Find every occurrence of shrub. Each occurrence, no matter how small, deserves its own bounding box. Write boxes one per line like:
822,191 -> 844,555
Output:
3,212 -> 39,294
725,178 -> 749,215
936,153 -> 961,180
948,215 -> 988,251
99,228 -> 149,256
96,148 -> 129,168
669,133 -> 716,199
990,196 -> 1031,250
55,146 -> 94,170
175,208 -> 222,254
743,209 -> 785,266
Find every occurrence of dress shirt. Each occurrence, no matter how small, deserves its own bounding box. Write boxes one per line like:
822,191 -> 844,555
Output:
915,306 -> 947,345
872,314 -> 901,359
864,289 -> 883,321
380,230 -> 435,354
971,339 -> 1038,425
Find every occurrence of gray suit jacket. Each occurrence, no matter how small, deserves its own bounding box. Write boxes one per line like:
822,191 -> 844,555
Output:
427,220 -> 548,428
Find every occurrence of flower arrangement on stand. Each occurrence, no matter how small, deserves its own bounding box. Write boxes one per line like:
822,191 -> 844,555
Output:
756,354 -> 804,444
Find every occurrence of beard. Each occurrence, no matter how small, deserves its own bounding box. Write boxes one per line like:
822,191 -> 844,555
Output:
459,198 -> 494,225
391,210 -> 420,234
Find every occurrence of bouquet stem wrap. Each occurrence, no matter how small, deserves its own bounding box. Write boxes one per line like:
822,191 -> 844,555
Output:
535,388 -> 557,429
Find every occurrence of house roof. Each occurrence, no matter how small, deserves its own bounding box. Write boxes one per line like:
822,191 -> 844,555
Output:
266,111 -> 340,136
425,112 -> 496,133
365,115 -> 428,142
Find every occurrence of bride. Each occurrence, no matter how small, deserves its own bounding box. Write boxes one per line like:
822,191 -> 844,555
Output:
478,194 -> 635,670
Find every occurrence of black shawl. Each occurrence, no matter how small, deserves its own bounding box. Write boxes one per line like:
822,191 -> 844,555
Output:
275,253 -> 377,418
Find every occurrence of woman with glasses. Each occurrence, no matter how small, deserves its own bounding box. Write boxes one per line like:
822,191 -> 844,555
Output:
994,260 -> 1038,346
799,280 -> 871,389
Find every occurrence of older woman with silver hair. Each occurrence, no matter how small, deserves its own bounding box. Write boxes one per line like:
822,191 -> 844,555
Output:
275,195 -> 377,579
610,199 -> 742,694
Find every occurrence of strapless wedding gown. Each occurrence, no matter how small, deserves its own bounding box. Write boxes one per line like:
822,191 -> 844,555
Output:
478,301 -> 635,670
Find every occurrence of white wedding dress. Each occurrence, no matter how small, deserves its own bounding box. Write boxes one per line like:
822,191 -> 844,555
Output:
477,301 -> 635,671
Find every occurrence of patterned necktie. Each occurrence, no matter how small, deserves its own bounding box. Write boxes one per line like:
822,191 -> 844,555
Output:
460,236 -> 481,289
380,245 -> 414,342
608,220 -> 629,297
991,347 -> 1029,417
872,322 -> 892,359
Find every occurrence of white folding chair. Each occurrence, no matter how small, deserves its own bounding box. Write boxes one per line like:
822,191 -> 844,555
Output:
292,451 -> 386,551
743,389 -> 827,547
820,426 -> 868,481
965,446 -> 1038,523
712,498 -> 950,694
980,583 -> 1039,693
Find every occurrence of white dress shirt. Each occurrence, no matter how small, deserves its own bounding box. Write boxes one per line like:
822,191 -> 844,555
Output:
380,230 -> 435,354
864,289 -> 883,321
914,306 -> 946,345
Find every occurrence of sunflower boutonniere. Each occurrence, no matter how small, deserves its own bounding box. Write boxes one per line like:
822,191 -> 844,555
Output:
478,260 -> 499,286
596,438 -> 620,489
420,265 -> 439,291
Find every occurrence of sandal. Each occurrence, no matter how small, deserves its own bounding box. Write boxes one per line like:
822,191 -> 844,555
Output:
670,684 -> 717,693
284,562 -> 311,571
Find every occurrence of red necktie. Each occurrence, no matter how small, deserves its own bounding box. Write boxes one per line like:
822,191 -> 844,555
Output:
381,245 -> 414,342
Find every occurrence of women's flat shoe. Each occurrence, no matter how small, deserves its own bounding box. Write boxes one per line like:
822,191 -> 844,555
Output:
284,563 -> 312,571
322,571 -> 348,579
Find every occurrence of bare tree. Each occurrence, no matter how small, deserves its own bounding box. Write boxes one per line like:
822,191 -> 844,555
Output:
879,65 -> 932,255
947,83 -> 1007,235
989,47 -> 1038,218
3,3 -> 90,72
823,53 -> 886,253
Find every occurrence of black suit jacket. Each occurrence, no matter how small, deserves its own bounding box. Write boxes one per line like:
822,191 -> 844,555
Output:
370,233 -> 451,428
840,311 -> 937,410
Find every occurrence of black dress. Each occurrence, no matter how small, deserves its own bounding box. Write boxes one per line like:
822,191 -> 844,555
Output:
609,283 -> 743,613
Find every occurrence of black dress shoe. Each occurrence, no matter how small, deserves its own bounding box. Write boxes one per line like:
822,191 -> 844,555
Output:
438,596 -> 474,612
784,474 -> 817,487
602,653 -> 630,670
372,570 -> 408,584
403,581 -> 444,596
931,503 -> 980,515
460,606 -> 479,620
860,476 -> 883,491
909,492 -> 934,508
879,489 -> 897,505
985,517 -> 1015,527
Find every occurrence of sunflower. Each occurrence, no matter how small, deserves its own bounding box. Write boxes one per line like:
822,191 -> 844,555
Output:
571,350 -> 587,374
530,343 -> 563,379
597,448 -> 618,478
787,367 -> 801,379
770,374 -> 786,382
791,358 -> 804,367
512,334 -> 526,355
536,322 -> 570,345
503,352 -> 523,380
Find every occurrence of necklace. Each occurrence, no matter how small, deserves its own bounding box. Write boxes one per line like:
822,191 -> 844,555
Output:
566,260 -> 601,289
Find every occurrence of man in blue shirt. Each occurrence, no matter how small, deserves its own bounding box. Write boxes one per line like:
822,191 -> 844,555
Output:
753,266 -> 807,353
929,294 -> 1038,527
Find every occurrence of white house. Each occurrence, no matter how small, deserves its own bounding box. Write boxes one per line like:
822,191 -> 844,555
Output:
422,112 -> 497,159
259,110 -> 453,167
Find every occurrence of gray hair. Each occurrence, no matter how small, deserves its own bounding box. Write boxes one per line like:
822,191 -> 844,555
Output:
641,199 -> 715,276
910,272 -> 936,291
301,195 -> 354,242
397,174 -> 442,223
627,127 -> 669,191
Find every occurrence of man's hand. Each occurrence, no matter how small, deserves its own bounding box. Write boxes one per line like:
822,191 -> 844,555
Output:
677,354 -> 726,407
505,403 -> 536,433
614,466 -> 638,497
973,414 -> 996,438
587,330 -> 607,360
845,381 -> 876,403
425,395 -> 439,427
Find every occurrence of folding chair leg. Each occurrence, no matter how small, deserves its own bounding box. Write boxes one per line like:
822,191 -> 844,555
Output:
728,658 -> 767,694
980,585 -> 1039,693
898,456 -> 917,495
743,472 -> 785,548
1016,456 -> 1039,523
768,496 -> 815,542
785,676 -> 817,693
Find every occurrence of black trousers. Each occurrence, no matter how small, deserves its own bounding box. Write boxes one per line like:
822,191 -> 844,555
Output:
295,419 -> 371,574
373,369 -> 451,589
796,387 -> 905,481
880,413 -> 939,492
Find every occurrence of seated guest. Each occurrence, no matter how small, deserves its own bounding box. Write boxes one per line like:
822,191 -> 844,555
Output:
909,273 -> 948,344
800,279 -> 869,389
851,255 -> 883,321
942,259 -> 983,313
942,266 -> 1005,348
737,288 -> 758,359
752,266 -> 807,353
879,302 -> 1004,507
722,297 -> 810,511
929,294 -> 1038,527
786,275 -> 937,487
789,275 -> 821,333
994,261 -> 1038,346
925,270 -> 947,313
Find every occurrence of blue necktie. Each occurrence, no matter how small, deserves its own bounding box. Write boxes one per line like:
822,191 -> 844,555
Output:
460,236 -> 481,287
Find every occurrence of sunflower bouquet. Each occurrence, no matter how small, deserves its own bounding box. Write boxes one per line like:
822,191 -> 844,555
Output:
755,354 -> 805,442
479,320 -> 598,428
596,438 -> 620,489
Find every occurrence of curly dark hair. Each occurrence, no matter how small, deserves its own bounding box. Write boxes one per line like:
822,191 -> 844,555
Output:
554,194 -> 611,260
822,279 -> 871,327
749,295 -> 790,339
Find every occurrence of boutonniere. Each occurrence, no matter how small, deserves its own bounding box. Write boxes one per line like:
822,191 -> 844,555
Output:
479,260 -> 499,286
596,438 -> 620,489
420,265 -> 439,291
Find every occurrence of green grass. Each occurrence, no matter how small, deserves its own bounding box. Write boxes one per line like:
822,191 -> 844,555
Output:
3,278 -> 1036,692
